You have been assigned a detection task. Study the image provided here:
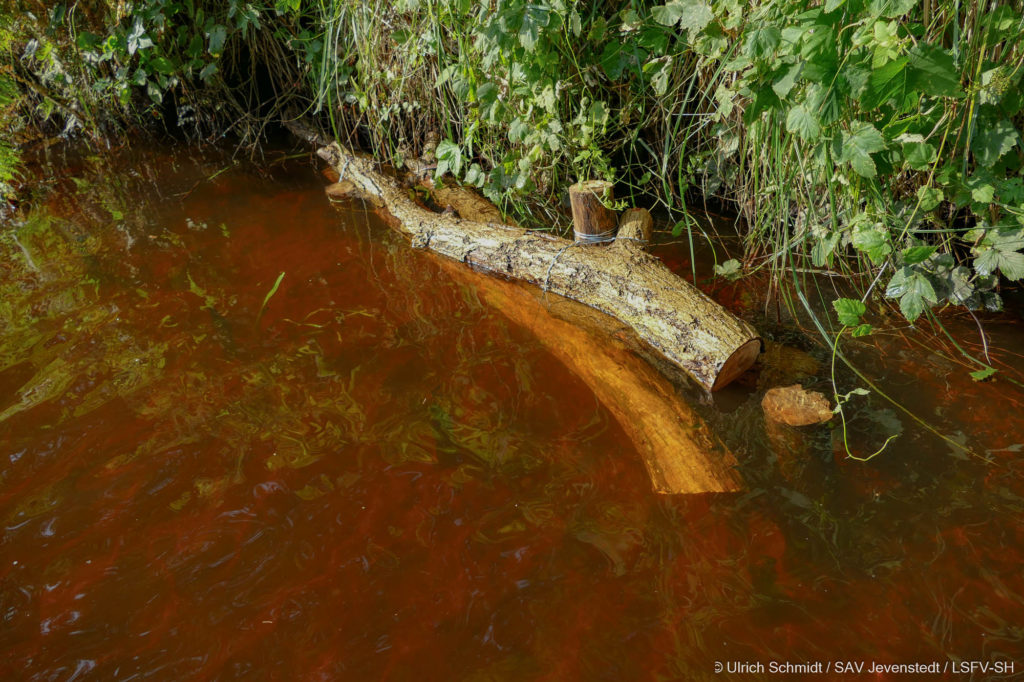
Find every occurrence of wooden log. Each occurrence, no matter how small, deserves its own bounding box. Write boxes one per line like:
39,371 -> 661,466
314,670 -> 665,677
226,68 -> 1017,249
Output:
434,255 -> 742,494
316,142 -> 761,392
425,185 -> 741,492
568,180 -> 617,242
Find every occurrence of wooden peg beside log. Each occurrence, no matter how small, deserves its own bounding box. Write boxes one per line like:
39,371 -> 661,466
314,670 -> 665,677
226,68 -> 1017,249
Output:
568,180 -> 617,242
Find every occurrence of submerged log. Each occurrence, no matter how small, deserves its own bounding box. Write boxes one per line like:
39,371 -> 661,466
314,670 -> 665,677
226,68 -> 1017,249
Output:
316,142 -> 761,392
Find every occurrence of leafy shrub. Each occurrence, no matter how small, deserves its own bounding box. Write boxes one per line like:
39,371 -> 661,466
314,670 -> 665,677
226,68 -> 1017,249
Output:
4,0 -> 1023,322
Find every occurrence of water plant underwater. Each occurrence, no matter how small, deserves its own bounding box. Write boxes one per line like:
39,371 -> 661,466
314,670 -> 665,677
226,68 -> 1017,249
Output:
2,1 -> 1022,419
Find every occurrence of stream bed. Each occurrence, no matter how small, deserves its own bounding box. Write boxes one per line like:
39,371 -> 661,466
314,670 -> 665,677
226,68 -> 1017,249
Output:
2,145 -> 1024,680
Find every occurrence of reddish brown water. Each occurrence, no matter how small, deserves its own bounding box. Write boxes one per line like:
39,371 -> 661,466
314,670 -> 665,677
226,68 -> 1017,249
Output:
2,146 -> 1024,681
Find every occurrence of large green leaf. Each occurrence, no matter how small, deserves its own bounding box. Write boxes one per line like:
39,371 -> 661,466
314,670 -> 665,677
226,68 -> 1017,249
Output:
861,57 -> 910,110
745,26 -> 780,59
973,228 -> 1024,280
786,105 -> 820,141
916,185 -> 943,211
851,221 -> 892,263
651,2 -> 685,25
207,24 -> 227,56
868,0 -> 920,17
902,245 -> 938,264
772,62 -> 802,98
886,266 -> 937,321
833,297 -> 866,326
975,248 -> 1024,281
902,139 -> 936,170
148,56 -> 175,74
907,44 -> 963,98
677,0 -> 713,36
800,24 -> 837,82
972,117 -> 1020,168
841,121 -> 886,177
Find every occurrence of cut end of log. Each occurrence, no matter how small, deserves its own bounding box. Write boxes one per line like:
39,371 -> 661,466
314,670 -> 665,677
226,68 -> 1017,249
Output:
616,208 -> 653,245
711,338 -> 763,392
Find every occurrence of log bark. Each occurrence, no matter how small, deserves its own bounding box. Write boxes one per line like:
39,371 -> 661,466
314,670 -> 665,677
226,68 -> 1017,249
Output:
433,255 -> 742,494
316,142 -> 761,392
568,180 -> 616,241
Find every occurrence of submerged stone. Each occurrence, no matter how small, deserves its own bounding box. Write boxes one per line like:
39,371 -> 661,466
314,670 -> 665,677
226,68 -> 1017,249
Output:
762,383 -> 833,426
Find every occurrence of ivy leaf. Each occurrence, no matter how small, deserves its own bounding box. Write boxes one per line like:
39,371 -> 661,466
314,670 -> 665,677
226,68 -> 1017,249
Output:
519,8 -> 548,52
972,118 -> 1020,168
508,118 -> 530,143
652,0 -> 712,35
971,183 -> 995,204
833,297 -> 866,326
917,185 -> 943,211
812,232 -> 841,266
907,44 -> 964,98
600,42 -> 645,79
841,121 -> 886,177
435,140 -> 463,177
886,266 -> 937,321
786,105 -> 820,141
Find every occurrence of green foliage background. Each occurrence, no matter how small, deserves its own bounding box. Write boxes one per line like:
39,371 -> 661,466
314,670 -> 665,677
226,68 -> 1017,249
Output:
3,0 -> 1023,322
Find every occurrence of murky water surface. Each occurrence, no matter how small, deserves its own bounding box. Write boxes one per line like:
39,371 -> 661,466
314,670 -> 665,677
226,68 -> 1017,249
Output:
2,146 -> 1024,681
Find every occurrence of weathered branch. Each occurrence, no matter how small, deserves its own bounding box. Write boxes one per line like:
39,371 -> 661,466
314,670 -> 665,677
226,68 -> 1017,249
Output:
316,142 -> 761,392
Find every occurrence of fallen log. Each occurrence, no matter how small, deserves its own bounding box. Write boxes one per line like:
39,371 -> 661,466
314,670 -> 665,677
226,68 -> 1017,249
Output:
433,255 -> 742,493
317,142 -> 761,392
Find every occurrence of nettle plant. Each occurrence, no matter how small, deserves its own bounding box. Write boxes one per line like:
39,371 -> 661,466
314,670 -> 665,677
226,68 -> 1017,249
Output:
700,0 -> 1024,323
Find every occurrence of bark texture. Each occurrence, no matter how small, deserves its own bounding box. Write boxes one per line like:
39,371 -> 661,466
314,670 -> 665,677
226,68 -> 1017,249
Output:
317,142 -> 761,392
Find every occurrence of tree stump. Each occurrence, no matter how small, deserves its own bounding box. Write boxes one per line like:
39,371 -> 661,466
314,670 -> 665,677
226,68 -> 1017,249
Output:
569,180 -> 616,243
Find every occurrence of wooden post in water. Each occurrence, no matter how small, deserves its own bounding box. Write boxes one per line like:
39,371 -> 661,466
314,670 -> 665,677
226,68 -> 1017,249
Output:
616,207 -> 653,244
569,180 -> 616,243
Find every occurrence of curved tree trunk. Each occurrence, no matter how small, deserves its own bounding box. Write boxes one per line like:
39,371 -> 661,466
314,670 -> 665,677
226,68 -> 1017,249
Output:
317,142 -> 761,392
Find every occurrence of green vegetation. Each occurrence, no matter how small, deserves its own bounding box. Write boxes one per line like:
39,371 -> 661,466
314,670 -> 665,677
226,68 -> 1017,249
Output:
2,0 -> 1023,326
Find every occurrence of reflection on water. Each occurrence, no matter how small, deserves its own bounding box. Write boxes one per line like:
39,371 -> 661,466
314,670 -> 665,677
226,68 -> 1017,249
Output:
1,145 -> 1023,680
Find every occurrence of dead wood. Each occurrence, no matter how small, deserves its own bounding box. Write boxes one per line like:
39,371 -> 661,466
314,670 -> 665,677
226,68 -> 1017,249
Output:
316,142 -> 761,392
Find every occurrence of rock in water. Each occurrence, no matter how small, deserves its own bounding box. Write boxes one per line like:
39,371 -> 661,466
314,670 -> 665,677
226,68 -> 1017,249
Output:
762,384 -> 833,426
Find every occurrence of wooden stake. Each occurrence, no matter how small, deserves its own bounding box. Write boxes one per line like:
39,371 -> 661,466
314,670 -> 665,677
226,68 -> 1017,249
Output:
616,207 -> 653,244
569,180 -> 616,242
